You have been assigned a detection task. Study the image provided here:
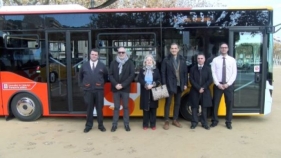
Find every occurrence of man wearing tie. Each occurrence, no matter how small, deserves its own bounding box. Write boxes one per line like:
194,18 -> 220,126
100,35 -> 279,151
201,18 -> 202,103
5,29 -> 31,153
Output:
161,43 -> 188,130
210,43 -> 237,129
79,49 -> 108,133
189,54 -> 213,130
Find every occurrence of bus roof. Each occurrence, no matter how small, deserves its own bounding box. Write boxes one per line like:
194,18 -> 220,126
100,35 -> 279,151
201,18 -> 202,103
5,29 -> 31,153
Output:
0,4 -> 273,15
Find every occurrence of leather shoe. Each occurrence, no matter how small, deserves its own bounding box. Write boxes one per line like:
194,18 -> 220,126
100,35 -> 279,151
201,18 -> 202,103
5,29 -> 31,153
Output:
163,121 -> 169,130
83,128 -> 91,133
172,120 -> 182,128
226,124 -> 232,130
190,125 -> 196,129
98,126 -> 106,132
202,125 -> 210,130
210,123 -> 217,127
111,126 -> 117,132
125,125 -> 131,131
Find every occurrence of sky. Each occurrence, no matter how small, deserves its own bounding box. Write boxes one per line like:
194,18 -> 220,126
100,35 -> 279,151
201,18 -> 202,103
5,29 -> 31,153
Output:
226,0 -> 281,37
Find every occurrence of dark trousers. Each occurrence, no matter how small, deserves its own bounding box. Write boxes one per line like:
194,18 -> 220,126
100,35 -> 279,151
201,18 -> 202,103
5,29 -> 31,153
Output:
192,108 -> 208,126
212,85 -> 234,125
84,90 -> 104,129
164,86 -> 182,121
112,91 -> 130,126
191,98 -> 208,126
143,108 -> 157,128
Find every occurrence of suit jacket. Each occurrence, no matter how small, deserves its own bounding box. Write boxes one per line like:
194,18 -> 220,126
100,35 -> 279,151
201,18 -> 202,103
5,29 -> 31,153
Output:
138,68 -> 161,110
79,60 -> 108,91
161,54 -> 188,94
109,59 -> 135,93
189,65 -> 213,108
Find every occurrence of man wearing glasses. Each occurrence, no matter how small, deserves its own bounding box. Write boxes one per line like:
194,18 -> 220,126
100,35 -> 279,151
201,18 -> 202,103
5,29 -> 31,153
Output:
79,49 -> 108,133
210,43 -> 237,129
109,47 -> 135,132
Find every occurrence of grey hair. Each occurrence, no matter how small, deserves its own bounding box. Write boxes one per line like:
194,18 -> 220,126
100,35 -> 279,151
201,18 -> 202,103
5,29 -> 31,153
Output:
142,54 -> 156,68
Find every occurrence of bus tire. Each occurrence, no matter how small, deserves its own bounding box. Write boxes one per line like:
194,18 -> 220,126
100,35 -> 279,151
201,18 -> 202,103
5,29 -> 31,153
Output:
180,93 -> 202,121
11,93 -> 42,121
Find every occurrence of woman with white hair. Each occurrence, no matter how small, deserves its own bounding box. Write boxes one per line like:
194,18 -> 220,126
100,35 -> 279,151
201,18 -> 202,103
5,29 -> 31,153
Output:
138,54 -> 161,130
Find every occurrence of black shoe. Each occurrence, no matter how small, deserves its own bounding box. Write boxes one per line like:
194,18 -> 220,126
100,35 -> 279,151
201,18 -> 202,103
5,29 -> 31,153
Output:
98,126 -> 106,132
226,124 -> 232,130
210,123 -> 217,127
111,126 -> 117,132
202,125 -> 210,130
190,125 -> 196,129
84,128 -> 91,133
125,125 -> 131,132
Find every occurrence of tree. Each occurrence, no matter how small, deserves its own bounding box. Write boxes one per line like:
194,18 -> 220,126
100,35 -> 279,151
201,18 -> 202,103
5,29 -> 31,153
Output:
2,0 -> 227,8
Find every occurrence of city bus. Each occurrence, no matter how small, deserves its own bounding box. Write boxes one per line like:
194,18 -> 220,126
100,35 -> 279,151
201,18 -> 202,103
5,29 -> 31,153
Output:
0,4 -> 274,121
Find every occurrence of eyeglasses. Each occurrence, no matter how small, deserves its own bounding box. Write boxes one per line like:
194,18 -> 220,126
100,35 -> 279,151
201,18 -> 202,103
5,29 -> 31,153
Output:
118,51 -> 125,54
220,47 -> 228,49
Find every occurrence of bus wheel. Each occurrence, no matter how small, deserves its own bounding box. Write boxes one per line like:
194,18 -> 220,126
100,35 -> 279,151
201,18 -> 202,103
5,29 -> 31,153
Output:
11,93 -> 42,121
180,94 -> 202,121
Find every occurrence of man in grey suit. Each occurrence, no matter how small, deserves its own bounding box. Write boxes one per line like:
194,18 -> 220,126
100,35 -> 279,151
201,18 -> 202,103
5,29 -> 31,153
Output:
109,47 -> 135,132
79,48 -> 108,133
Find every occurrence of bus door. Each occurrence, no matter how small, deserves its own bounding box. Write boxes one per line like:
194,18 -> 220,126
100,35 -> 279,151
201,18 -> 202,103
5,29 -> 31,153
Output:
228,27 -> 267,114
46,30 -> 91,113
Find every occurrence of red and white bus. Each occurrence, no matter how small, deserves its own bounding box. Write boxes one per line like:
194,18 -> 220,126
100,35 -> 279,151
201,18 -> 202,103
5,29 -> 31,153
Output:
0,5 -> 275,121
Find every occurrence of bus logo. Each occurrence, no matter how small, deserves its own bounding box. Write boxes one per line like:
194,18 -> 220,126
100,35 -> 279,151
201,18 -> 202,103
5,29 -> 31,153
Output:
2,82 -> 37,90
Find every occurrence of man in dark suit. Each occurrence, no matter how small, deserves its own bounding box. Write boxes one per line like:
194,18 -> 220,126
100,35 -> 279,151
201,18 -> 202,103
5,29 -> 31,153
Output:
79,48 -> 108,133
109,47 -> 135,132
189,54 -> 213,130
161,43 -> 188,130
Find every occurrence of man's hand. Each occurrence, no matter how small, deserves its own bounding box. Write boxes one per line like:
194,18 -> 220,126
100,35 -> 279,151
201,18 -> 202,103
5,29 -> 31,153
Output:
222,84 -> 229,89
184,86 -> 187,90
217,84 -> 224,90
115,84 -> 122,90
199,88 -> 204,93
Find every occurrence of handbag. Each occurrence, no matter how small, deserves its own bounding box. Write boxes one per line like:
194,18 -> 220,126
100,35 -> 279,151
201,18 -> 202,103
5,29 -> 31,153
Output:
151,84 -> 169,101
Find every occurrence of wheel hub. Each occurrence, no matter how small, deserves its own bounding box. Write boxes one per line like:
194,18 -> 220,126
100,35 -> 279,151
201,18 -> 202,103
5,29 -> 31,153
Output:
16,97 -> 35,116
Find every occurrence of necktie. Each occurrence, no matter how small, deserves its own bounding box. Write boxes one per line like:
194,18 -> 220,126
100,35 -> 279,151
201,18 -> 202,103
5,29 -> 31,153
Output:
199,66 -> 202,85
174,56 -> 178,68
92,62 -> 95,72
222,57 -> 226,84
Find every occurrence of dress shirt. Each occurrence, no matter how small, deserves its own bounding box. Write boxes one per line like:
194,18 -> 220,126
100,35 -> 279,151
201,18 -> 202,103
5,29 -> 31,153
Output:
211,55 -> 237,86
90,60 -> 98,70
198,64 -> 204,69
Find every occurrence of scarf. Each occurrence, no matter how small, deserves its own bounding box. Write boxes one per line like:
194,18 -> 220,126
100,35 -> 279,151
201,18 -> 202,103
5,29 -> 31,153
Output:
116,55 -> 129,74
144,65 -> 153,84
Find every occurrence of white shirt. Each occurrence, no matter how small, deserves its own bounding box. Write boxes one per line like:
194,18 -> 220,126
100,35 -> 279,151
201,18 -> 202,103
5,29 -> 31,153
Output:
90,60 -> 98,70
211,55 -> 237,86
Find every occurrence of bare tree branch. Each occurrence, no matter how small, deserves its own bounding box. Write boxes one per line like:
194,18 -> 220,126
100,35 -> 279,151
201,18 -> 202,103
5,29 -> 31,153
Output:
42,0 -> 49,5
13,0 -> 22,5
3,0 -> 227,8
